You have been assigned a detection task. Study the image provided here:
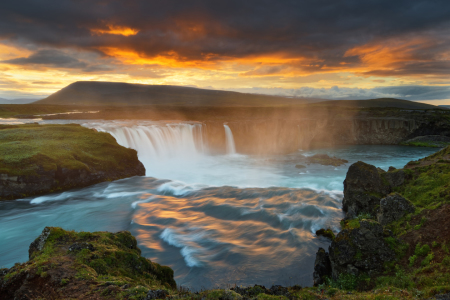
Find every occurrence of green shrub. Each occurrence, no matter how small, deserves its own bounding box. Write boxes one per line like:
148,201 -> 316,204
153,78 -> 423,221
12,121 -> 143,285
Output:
421,253 -> 434,266
415,243 -> 430,257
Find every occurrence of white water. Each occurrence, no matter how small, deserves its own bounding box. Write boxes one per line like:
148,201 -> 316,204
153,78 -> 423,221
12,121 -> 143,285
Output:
0,118 -> 440,290
89,121 -> 206,177
223,124 -> 236,155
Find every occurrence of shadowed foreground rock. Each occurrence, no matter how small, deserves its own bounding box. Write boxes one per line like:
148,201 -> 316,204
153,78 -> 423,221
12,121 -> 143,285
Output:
313,247 -> 332,286
377,193 -> 415,226
342,161 -> 392,219
0,227 -> 175,300
328,220 -> 395,279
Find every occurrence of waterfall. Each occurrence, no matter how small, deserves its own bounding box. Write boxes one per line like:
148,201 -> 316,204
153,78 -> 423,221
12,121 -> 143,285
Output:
91,122 -> 207,176
223,124 -> 236,154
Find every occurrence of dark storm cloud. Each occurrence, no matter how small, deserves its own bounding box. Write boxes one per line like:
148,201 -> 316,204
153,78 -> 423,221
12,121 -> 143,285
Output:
3,49 -> 88,69
0,0 -> 449,76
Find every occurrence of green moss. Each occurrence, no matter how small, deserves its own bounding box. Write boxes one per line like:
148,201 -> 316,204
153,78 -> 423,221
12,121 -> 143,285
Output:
0,123 -> 139,177
316,228 -> 335,240
400,141 -> 444,148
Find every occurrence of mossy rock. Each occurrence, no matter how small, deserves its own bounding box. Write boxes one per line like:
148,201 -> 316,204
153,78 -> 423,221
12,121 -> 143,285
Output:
0,123 -> 145,200
316,228 -> 335,240
1,227 -> 175,299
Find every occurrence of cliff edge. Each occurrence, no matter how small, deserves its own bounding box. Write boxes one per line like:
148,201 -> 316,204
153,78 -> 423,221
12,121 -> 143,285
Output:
0,123 -> 145,200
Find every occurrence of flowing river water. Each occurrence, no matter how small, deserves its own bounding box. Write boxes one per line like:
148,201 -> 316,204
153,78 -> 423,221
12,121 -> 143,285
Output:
0,119 -> 438,289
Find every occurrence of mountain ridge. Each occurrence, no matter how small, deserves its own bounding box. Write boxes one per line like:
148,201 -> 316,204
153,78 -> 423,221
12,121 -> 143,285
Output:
35,81 -> 439,109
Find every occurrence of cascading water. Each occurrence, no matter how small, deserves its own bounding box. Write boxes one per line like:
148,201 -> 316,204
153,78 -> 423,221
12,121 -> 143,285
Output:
91,122 -> 207,177
0,118 -> 440,290
223,124 -> 236,154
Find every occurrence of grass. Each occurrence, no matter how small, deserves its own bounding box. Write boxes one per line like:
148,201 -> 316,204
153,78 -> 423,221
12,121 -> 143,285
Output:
0,104 -> 77,118
400,141 -> 444,148
394,146 -> 450,209
1,227 -> 175,299
0,123 -> 139,176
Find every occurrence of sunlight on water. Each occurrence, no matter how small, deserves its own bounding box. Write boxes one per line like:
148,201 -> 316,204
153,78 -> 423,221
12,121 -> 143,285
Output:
0,118 -> 440,290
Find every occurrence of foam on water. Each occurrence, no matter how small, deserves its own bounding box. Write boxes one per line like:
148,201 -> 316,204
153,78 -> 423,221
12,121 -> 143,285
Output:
0,119 -> 441,290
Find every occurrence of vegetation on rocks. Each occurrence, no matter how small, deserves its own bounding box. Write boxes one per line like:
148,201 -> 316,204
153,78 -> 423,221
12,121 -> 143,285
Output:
0,123 -> 145,200
313,146 -> 450,299
0,227 -> 175,299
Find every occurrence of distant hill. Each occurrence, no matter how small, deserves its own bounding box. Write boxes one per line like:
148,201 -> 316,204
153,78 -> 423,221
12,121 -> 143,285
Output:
36,81 -> 322,107
0,98 -> 40,104
439,105 -> 450,109
36,81 -> 440,110
313,98 -> 437,110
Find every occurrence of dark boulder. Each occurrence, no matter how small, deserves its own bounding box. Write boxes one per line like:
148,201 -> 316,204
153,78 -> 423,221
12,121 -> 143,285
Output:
295,164 -> 306,169
328,220 -> 395,279
313,247 -> 332,286
343,161 -> 391,218
383,170 -> 406,188
377,194 -> 415,226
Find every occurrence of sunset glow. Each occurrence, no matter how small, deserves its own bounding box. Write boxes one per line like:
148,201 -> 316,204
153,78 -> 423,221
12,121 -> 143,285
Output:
0,1 -> 449,102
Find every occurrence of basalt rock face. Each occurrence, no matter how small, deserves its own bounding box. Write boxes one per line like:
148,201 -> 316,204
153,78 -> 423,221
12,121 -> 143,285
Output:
342,161 -> 391,219
377,194 -> 415,226
203,111 -> 450,154
313,248 -> 332,286
328,221 -> 395,279
0,160 -> 145,201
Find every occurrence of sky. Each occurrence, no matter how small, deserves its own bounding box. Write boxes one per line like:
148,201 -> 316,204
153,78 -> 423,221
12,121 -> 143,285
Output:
0,0 -> 449,104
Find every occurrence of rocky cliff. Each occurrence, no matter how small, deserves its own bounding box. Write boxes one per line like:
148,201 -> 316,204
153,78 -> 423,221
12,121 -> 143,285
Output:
313,146 -> 450,297
203,109 -> 450,154
0,124 -> 145,200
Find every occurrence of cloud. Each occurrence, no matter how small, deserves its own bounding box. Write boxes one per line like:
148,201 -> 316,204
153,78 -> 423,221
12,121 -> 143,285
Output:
0,0 -> 449,78
3,49 -> 88,69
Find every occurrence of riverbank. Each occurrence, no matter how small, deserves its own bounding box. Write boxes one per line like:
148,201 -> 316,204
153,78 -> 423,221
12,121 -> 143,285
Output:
312,145 -> 450,299
1,147 -> 449,299
0,123 -> 145,200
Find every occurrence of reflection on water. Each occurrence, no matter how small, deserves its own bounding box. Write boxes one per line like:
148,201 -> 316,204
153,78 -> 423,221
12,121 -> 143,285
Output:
133,185 -> 342,288
0,119 -> 440,289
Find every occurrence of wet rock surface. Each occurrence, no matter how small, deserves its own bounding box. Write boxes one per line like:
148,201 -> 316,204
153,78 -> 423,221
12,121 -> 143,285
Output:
377,194 -> 415,225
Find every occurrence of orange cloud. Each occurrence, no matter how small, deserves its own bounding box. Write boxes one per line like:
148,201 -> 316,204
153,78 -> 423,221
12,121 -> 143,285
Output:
345,37 -> 432,68
99,47 -> 219,68
91,24 -> 139,36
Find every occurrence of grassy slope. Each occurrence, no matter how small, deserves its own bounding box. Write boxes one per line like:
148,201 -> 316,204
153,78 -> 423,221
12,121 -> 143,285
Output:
1,227 -> 175,299
0,123 -> 139,176
2,149 -> 449,299
0,104 -> 77,118
323,146 -> 450,299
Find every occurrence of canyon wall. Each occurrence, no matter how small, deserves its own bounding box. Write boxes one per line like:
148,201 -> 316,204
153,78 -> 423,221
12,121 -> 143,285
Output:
204,112 -> 450,154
